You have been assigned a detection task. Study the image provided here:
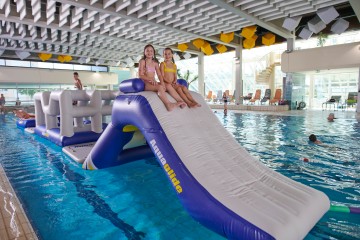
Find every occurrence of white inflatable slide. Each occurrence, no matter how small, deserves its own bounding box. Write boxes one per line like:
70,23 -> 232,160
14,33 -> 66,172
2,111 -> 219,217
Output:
139,91 -> 330,239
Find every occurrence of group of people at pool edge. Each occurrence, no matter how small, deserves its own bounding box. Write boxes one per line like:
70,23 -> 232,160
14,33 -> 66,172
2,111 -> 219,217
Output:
139,44 -> 200,111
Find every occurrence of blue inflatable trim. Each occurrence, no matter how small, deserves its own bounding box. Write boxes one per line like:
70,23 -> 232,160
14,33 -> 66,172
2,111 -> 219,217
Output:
120,78 -> 145,93
119,78 -> 188,93
177,79 -> 188,88
16,119 -> 36,128
34,124 -> 107,147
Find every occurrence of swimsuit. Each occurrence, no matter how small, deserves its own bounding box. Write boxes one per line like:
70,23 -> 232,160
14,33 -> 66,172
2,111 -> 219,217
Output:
163,62 -> 176,73
146,66 -> 155,73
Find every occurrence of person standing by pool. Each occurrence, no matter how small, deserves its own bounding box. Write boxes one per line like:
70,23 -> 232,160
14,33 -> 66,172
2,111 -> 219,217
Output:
160,47 -> 200,108
0,94 -> 5,114
73,72 -> 83,90
138,44 -> 184,111
223,92 -> 228,115
73,72 -> 83,105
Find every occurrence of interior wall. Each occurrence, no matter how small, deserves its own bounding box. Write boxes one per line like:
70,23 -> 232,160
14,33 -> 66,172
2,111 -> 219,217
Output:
281,42 -> 360,73
0,67 -> 118,85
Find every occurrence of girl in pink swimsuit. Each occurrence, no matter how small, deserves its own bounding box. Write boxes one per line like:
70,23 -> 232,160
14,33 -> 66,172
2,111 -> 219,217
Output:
138,44 -> 186,111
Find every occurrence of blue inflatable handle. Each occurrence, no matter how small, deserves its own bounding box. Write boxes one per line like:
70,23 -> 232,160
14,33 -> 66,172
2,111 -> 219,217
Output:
120,78 -> 145,93
177,79 -> 188,88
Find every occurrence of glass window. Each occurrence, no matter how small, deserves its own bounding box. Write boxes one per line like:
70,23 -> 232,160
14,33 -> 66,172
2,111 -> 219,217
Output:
74,64 -> 92,71
5,60 -> 31,67
31,62 -> 54,69
91,66 -> 108,72
53,63 -> 74,70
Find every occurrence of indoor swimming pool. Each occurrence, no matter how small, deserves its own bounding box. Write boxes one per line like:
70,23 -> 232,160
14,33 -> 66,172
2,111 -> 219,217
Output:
0,110 -> 359,240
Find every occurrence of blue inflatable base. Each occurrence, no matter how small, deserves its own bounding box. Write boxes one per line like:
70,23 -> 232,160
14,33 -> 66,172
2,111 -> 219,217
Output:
34,124 -> 107,147
16,119 -> 36,128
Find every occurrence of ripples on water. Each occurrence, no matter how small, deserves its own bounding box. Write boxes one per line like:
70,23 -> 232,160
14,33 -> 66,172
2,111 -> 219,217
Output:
0,111 -> 359,240
218,111 -> 360,240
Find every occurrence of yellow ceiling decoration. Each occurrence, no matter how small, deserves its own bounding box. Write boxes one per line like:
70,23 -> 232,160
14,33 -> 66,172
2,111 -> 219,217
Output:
243,35 -> 258,49
57,55 -> 72,63
216,44 -> 227,53
192,38 -> 205,49
262,33 -> 276,46
38,53 -> 52,62
241,26 -> 257,39
220,32 -> 234,43
177,43 -> 188,52
201,42 -> 214,55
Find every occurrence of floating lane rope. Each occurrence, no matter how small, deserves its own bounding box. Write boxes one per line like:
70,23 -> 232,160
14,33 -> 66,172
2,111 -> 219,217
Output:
330,205 -> 360,214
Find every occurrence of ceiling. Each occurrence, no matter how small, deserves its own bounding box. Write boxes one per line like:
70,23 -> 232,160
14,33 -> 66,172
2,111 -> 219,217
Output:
0,0 -> 358,67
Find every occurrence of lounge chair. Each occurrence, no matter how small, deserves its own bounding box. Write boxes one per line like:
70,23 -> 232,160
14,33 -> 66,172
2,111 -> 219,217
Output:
269,89 -> 282,105
215,90 -> 223,103
322,96 -> 341,111
249,89 -> 261,104
241,93 -> 252,104
345,92 -> 357,108
205,91 -> 213,102
260,89 -> 271,105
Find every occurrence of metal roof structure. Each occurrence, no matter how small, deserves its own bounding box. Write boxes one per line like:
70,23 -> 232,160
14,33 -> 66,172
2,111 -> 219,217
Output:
0,0 -> 358,66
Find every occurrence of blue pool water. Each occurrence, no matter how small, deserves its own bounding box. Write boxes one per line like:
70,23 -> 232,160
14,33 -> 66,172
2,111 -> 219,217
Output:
0,111 -> 359,240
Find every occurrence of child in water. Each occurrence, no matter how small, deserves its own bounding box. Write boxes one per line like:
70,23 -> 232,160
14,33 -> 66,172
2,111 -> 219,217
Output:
160,48 -> 201,108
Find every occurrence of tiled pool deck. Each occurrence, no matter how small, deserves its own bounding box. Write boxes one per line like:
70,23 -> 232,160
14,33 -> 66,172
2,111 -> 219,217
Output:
0,166 -> 38,240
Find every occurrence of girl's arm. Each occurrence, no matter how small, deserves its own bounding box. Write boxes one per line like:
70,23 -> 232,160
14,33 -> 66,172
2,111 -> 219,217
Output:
159,62 -> 166,82
172,65 -> 178,86
138,59 -> 154,82
155,63 -> 165,87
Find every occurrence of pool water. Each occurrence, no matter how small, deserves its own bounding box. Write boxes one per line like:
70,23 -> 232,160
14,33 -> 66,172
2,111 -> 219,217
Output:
0,111 -> 359,240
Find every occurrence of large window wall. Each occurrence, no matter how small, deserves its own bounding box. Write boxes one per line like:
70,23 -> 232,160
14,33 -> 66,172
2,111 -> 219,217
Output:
294,68 -> 359,110
0,59 -> 111,106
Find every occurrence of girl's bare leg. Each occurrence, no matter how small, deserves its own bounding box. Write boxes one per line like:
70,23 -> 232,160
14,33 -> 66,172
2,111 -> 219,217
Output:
179,86 -> 201,107
175,87 -> 194,107
145,83 -> 181,111
165,84 -> 187,108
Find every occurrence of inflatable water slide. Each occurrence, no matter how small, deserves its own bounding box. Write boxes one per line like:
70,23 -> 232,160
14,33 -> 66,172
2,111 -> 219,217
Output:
84,79 -> 330,240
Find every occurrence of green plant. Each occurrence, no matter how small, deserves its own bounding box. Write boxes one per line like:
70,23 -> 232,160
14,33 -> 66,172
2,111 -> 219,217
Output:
177,69 -> 198,87
317,32 -> 328,47
17,89 -> 42,98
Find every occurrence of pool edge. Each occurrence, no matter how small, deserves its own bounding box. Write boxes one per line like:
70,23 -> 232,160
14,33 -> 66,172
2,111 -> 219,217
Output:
0,164 -> 39,240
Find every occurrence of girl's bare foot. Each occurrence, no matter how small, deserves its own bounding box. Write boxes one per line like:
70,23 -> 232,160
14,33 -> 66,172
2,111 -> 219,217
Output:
189,102 -> 198,108
165,102 -> 177,111
178,101 -> 187,109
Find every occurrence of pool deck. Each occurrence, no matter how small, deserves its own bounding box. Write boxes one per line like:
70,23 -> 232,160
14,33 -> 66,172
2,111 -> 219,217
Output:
0,166 -> 38,240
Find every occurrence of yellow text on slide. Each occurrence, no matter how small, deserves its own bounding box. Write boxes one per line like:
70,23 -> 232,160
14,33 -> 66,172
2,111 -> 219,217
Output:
150,139 -> 183,193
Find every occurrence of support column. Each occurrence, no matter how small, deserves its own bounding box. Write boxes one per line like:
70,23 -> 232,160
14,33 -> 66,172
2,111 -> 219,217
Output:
357,67 -> 360,113
198,53 -> 205,96
284,37 -> 295,109
234,39 -> 243,105
309,74 -> 314,109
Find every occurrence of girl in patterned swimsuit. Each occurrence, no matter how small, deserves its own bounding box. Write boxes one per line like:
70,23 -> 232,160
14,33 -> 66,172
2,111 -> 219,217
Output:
138,44 -> 186,111
160,48 -> 201,108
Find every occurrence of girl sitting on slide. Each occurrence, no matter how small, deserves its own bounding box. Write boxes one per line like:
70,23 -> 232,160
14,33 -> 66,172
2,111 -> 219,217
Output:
160,48 -> 200,108
138,44 -> 186,111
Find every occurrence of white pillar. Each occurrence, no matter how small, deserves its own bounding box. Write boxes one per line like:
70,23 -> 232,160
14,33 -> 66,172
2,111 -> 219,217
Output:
309,74 -> 314,109
234,42 -> 243,105
285,37 -> 295,109
198,53 -> 205,96
357,67 -> 360,113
